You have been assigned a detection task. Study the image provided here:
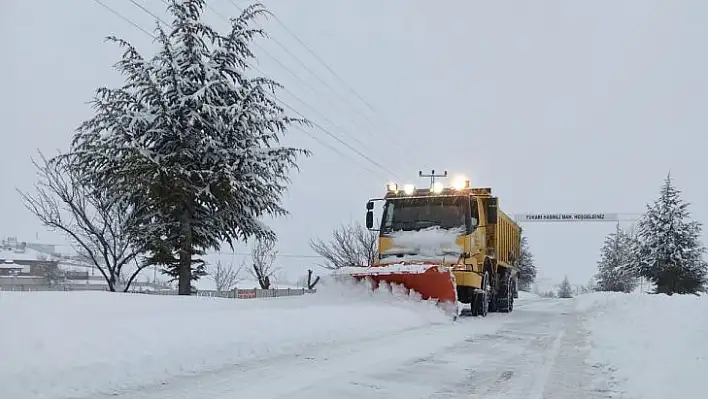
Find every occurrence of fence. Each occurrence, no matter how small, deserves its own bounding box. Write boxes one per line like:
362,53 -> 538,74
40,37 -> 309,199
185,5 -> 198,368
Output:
139,288 -> 316,298
0,284 -> 316,299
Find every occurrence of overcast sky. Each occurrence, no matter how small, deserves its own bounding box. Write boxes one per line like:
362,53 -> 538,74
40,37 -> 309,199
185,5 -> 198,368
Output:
2,0 -> 707,286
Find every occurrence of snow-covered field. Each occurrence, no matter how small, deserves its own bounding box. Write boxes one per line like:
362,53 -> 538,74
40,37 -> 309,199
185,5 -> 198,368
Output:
0,279 -> 449,399
580,292 -> 708,399
2,282 -> 706,399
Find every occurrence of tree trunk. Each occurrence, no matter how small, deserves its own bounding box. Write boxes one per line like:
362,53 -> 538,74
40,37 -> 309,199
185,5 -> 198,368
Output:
108,274 -> 117,292
178,205 -> 193,295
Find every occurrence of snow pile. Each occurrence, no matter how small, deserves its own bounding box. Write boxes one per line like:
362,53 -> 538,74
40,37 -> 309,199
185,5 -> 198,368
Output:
516,290 -> 540,302
582,292 -> 708,399
335,263 -> 448,275
317,275 -> 450,314
381,226 -> 464,263
0,284 -> 449,399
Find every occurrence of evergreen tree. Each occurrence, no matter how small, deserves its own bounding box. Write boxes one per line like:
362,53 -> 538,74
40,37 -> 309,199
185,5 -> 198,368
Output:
517,234 -> 537,291
633,174 -> 707,295
595,223 -> 637,292
558,276 -> 574,298
62,1 -> 310,294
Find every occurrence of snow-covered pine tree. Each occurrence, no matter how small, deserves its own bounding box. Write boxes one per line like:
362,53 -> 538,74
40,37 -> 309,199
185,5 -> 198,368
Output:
62,1 -> 310,295
558,276 -> 573,298
633,174 -> 707,295
517,235 -> 537,291
595,223 -> 637,293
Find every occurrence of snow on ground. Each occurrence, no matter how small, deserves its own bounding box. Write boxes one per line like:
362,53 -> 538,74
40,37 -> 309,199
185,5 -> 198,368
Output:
0,277 -> 450,399
5,278 -> 707,399
580,292 -> 708,399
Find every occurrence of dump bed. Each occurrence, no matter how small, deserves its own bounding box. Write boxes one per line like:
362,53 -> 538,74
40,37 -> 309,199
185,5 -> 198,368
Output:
495,208 -> 521,268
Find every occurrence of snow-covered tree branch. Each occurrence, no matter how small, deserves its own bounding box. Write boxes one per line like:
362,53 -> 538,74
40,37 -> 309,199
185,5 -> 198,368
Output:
309,222 -> 377,269
61,0 -> 310,295
18,152 -> 147,292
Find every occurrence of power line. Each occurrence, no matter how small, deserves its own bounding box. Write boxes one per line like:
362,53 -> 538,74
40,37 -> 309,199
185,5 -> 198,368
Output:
268,11 -> 384,120
109,0 -> 398,179
128,0 -> 165,25
139,0 -> 427,178
222,0 -> 378,129
202,3 -> 403,173
39,243 -> 324,259
238,3 -> 433,172
292,125 -> 384,178
271,93 -> 400,178
139,1 -> 398,179
91,0 -> 154,37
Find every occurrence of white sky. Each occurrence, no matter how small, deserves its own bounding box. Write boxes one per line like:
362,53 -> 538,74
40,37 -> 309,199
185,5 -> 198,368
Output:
2,0 -> 707,285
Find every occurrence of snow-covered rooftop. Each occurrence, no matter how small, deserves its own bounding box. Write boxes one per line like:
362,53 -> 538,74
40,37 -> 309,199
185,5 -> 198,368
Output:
0,246 -> 58,262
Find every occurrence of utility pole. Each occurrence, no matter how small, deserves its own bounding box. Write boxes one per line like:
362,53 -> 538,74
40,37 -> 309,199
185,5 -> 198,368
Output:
419,170 -> 448,189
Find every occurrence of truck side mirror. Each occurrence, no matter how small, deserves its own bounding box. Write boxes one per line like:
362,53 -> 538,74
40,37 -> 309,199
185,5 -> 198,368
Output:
486,197 -> 498,225
365,201 -> 374,229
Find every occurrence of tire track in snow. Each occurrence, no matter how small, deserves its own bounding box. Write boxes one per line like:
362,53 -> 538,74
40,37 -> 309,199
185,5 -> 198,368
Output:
471,302 -> 621,399
526,330 -> 565,399
96,296 -> 616,399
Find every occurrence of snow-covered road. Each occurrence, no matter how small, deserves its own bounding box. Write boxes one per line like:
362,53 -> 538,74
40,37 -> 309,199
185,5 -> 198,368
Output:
99,297 -> 612,399
6,287 -> 706,399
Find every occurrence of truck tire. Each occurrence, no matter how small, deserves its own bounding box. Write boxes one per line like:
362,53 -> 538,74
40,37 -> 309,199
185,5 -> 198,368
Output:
497,272 -> 514,313
471,271 -> 490,317
486,260 -> 499,313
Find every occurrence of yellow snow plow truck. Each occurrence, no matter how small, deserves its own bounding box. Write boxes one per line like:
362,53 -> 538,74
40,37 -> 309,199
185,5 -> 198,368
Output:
338,171 -> 521,318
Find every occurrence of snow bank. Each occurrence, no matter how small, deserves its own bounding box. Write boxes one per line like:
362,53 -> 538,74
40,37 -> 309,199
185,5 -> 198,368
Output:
0,282 -> 449,399
582,292 -> 708,399
335,263 -> 447,275
516,290 -> 540,301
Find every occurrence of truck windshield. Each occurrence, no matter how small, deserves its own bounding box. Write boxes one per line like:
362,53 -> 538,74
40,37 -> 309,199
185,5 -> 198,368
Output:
380,196 -> 474,234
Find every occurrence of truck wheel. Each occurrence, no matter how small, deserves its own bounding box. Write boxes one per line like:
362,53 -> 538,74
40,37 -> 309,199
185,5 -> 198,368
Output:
471,271 -> 490,317
497,272 -> 514,313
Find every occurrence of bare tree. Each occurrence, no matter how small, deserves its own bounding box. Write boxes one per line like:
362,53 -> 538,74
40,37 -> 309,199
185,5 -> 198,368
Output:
250,238 -> 278,289
309,222 -> 378,270
212,259 -> 244,292
17,152 -> 148,292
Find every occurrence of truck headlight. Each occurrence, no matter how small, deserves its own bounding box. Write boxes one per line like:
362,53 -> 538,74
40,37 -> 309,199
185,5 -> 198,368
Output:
452,176 -> 469,190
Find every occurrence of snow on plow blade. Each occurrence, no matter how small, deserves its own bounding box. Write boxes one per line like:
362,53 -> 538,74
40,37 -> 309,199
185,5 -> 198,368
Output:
335,263 -> 458,305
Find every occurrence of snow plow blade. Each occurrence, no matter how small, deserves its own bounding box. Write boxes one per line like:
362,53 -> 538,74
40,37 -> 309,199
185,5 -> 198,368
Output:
335,263 -> 458,305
